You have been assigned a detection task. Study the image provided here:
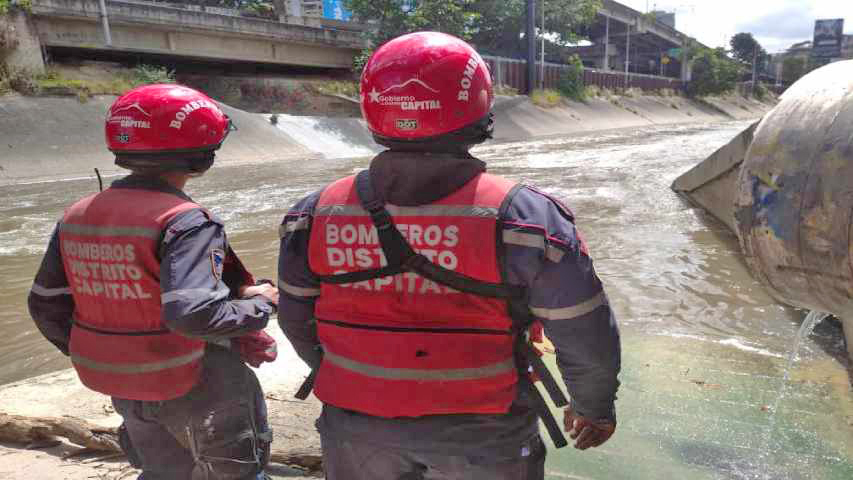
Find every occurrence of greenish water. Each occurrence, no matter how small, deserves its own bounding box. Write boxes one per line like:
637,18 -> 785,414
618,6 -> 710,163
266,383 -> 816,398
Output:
0,121 -> 850,479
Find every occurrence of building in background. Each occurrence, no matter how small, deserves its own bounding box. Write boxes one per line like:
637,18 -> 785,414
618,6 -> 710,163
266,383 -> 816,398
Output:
287,0 -> 351,20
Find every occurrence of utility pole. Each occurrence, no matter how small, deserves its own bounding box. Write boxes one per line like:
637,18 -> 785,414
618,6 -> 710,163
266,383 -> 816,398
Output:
603,15 -> 610,71
526,0 -> 536,94
540,0 -> 545,90
624,24 -> 631,89
98,0 -> 112,46
751,43 -> 758,96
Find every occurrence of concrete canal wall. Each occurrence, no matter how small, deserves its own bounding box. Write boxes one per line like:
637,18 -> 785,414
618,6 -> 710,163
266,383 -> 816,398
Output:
0,91 -> 775,185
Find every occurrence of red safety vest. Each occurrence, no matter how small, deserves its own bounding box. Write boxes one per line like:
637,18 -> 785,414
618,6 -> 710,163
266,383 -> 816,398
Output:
308,173 -> 520,417
58,187 -> 206,401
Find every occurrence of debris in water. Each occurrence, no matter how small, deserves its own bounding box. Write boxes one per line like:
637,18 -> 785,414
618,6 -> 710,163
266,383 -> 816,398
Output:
690,380 -> 723,389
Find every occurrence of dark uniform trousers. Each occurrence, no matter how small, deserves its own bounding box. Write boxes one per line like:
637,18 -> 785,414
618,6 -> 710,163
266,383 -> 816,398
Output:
113,345 -> 271,480
321,433 -> 546,480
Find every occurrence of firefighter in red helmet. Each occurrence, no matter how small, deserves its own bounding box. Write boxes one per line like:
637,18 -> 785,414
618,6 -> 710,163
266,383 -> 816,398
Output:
278,33 -> 620,479
29,84 -> 278,479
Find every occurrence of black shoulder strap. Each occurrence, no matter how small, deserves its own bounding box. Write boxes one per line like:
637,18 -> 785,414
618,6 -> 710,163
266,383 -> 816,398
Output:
316,170 -> 526,300
309,170 -> 569,448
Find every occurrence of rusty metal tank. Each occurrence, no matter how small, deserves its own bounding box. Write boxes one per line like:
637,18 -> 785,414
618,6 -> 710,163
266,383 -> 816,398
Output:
673,60 -> 853,358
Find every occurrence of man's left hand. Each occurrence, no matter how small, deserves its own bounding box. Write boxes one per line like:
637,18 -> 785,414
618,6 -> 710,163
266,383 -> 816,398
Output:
564,407 -> 616,450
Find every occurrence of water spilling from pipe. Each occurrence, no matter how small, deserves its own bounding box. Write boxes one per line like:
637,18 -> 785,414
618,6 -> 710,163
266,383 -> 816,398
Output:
757,310 -> 831,479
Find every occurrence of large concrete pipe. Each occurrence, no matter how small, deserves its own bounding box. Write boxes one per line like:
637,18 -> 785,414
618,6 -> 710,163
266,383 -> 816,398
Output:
674,60 -> 853,359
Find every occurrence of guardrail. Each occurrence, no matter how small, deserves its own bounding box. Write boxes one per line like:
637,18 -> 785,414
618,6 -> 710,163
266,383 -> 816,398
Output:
482,55 -> 684,93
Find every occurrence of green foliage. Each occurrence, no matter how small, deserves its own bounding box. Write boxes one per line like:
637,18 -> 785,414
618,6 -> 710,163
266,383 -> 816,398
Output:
687,48 -> 739,97
316,80 -> 359,98
530,88 -> 562,108
493,84 -> 518,96
352,47 -> 371,76
129,64 -> 176,86
729,32 -> 768,73
1,63 -> 174,100
780,56 -> 823,85
345,0 -> 476,47
5,67 -> 39,95
752,82 -> 768,101
343,0 -> 601,65
557,54 -> 585,101
470,0 -> 600,58
1,0 -> 31,15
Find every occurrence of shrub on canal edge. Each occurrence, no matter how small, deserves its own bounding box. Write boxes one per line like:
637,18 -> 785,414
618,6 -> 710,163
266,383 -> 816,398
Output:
531,89 -> 563,108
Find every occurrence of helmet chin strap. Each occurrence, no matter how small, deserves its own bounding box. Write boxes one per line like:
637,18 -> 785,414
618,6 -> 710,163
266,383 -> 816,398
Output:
373,112 -> 494,154
115,151 -> 215,176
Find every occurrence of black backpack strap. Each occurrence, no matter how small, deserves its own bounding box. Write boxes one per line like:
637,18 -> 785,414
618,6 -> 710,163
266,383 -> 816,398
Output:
309,171 -> 569,448
316,170 -> 526,300
497,183 -> 570,448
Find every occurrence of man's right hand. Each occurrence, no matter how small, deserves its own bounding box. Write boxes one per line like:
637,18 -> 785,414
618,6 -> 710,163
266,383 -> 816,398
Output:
240,283 -> 279,306
564,407 -> 616,450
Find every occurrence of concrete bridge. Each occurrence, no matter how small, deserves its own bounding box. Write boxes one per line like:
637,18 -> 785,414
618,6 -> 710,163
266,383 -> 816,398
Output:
27,0 -> 364,69
572,0 -> 692,80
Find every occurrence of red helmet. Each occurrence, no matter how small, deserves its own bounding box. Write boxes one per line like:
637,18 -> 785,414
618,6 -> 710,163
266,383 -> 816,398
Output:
361,32 -> 493,141
105,84 -> 231,155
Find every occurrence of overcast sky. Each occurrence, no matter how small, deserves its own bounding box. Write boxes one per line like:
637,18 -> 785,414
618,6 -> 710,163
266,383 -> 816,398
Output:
618,0 -> 853,53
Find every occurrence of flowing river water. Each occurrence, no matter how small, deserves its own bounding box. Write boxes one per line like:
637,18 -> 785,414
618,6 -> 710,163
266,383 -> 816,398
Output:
0,120 -> 850,479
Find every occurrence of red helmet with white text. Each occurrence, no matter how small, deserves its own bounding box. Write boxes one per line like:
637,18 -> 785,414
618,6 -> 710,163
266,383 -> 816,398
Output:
361,32 -> 494,151
105,84 -> 232,174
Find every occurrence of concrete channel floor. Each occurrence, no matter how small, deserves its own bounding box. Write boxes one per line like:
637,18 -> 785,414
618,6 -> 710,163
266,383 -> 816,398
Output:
542,327 -> 852,480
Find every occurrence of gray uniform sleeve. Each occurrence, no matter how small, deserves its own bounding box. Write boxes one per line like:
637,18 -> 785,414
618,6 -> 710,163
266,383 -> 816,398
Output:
28,223 -> 75,355
277,191 -> 323,369
502,187 -> 621,421
160,209 -> 274,341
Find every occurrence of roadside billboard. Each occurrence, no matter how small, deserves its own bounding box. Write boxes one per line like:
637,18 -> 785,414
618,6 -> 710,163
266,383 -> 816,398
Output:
812,19 -> 844,58
323,0 -> 352,21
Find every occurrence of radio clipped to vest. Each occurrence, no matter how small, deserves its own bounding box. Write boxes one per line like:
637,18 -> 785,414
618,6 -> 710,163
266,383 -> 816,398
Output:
298,170 -> 570,448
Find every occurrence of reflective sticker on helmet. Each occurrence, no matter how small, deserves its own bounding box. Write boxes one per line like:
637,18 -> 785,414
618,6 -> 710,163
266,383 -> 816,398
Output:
169,99 -> 218,130
457,55 -> 479,101
396,119 -> 418,131
367,79 -> 441,110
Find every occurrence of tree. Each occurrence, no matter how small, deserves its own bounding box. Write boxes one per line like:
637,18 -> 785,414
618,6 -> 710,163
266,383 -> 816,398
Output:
780,55 -> 824,85
687,48 -> 739,97
344,0 -> 600,57
469,0 -> 600,58
344,0 -> 477,47
729,32 -> 768,72
781,56 -> 806,85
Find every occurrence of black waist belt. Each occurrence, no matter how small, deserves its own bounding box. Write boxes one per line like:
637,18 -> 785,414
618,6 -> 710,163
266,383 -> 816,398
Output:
298,170 -> 569,448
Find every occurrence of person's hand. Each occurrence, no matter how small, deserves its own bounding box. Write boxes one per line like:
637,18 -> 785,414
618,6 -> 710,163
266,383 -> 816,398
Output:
232,331 -> 277,368
564,407 -> 616,450
239,283 -> 279,306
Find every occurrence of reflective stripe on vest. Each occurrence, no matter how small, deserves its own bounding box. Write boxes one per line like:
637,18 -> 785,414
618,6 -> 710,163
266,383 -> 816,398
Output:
308,173 -> 521,417
60,187 -> 206,401
324,349 -> 516,381
71,348 -> 204,374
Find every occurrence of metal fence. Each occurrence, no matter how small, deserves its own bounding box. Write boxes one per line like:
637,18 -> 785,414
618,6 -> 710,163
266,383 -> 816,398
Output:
482,55 -> 685,93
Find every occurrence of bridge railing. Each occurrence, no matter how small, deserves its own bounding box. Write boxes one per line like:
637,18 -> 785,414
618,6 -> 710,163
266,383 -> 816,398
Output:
482,55 -> 685,93
30,0 -> 365,47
